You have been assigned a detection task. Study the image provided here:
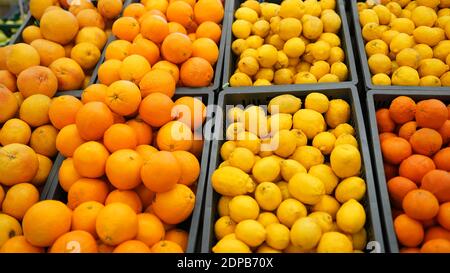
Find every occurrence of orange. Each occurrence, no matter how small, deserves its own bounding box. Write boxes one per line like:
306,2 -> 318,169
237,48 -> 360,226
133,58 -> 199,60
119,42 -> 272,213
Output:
0,45 -> 12,70
424,226 -> 450,242
17,66 -> 58,98
400,247 -> 420,253
136,213 -> 165,247
19,94 -> 51,127
145,0 -> 169,13
165,229 -> 188,251
0,118 -> 31,146
172,151 -> 200,186
105,40 -> 132,61
29,0 -> 58,20
113,240 -> 151,253
30,39 -> 65,67
22,200 -> 72,247
376,108 -> 395,133
141,15 -> 169,44
433,147 -> 450,171
191,38 -> 219,64
167,1 -> 195,28
161,33 -> 192,64
68,178 -> 109,210
156,121 -> 193,152
105,190 -> 143,213
112,17 -> 140,42
2,183 -> 39,220
106,149 -> 143,190
398,121 -> 417,141
387,176 -> 418,209
50,230 -> 98,253
72,201 -> 104,238
134,183 -> 155,208
75,27 -> 107,50
141,151 -> 181,193
103,124 -> 138,153
139,69 -> 176,98
49,58 -> 85,91
82,84 -> 108,103
70,42 -> 101,70
421,239 -> 450,253
129,38 -> 160,66
180,57 -> 214,87
22,25 -> 42,44
0,236 -> 44,253
0,86 -> 18,123
153,184 -> 195,224
403,189 -> 439,221
97,241 -> 115,253
152,60 -> 180,82
437,202 -> 450,230
380,136 -> 412,164
30,125 -> 58,157
76,102 -> 114,141
173,96 -> 206,130
139,93 -> 175,127
409,128 -> 443,156
399,154 -> 436,184
140,10 -> 167,23
415,99 -> 448,130
168,22 -> 187,34
123,3 -> 146,20
151,240 -> 183,253
105,80 -> 142,116
6,43 -> 40,75
126,118 -> 153,145
196,21 -> 221,44
438,120 -> 450,144
49,95 -> 83,130
96,203 -> 139,246
119,55 -> 151,85
76,9 -> 105,29
194,0 -> 224,24
421,170 -> 450,203
394,214 -> 424,247
189,132 -> 204,158
98,60 -> 122,85
40,9 -> 79,45
56,124 -> 85,158
97,0 -> 123,19
0,144 -> 39,186
73,141 -> 110,178
58,158 -> 82,192
68,0 -> 95,15
0,70 -> 17,92
135,145 -> 159,162
31,154 -> 53,186
389,96 -> 416,124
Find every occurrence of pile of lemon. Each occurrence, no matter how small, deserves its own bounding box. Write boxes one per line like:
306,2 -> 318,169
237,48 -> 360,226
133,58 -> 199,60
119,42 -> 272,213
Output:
210,93 -> 368,253
229,0 -> 349,87
359,0 -> 450,86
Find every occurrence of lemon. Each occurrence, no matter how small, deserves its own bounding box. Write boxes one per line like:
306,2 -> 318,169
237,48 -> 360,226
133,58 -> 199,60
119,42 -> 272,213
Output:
433,41 -> 450,62
283,242 -> 311,253
230,72 -> 252,87
256,244 -> 282,253
252,156 -> 280,183
312,195 -> 341,219
392,66 -> 420,85
395,48 -> 420,69
257,212 -> 280,227
386,2 -> 402,17
235,219 -> 266,247
319,33 -> 340,48
335,176 -> 366,203
316,232 -> 353,253
361,23 -> 383,42
328,47 -> 345,64
218,161 -> 230,168
292,109 -> 326,139
411,6 -> 437,27
336,199 -> 366,234
320,0 -> 335,10
221,233 -> 237,241
416,0 -> 440,9
390,33 -> 415,53
373,5 -> 391,25
312,132 -> 336,155
389,17 -> 415,35
419,58 -> 449,77
241,0 -> 261,15
309,211 -> 333,232
255,68 -> 274,81
265,223 -> 290,250
259,139 -> 273,158
236,131 -> 261,155
304,0 -> 322,16
280,159 -> 307,182
215,216 -> 237,240
372,73 -> 391,85
226,122 -> 245,140
290,145 -> 324,170
265,34 -> 284,50
325,99 -> 350,129
321,10 -> 341,33
238,56 -> 259,76
228,107 -> 244,123
268,94 -> 301,114
359,9 -> 379,26
413,26 -> 445,47
282,37 -> 305,59
220,141 -> 236,160
290,217 -> 322,250
257,44 -> 278,68
330,62 -> 348,81
438,8 -> 450,16
333,123 -> 354,138
368,53 -> 392,75
365,39 -> 389,57
310,60 -> 331,80
289,58 -> 300,67
330,144 -> 361,179
352,228 -> 367,251
274,68 -> 294,85
255,182 -> 282,211
308,164 -> 339,194
260,2 -> 280,21
269,15 -> 281,33
381,30 -> 399,45
276,181 -> 291,200
420,75 -> 441,86
276,198 -> 307,228
288,172 -> 325,205
212,238 -> 251,253
310,40 -> 330,61
228,147 -> 255,173
357,2 -> 367,11
218,196 -> 231,217
245,35 -> 264,49
267,113 -> 292,132
294,71 -> 317,84
291,129 -> 308,147
235,7 -> 258,24
274,51 -> 289,70
441,72 -> 450,86
318,74 -> 340,83
302,15 -> 323,40
335,134 -> 358,148
212,167 -> 256,196
232,19 -> 252,39
232,39 -> 248,55
279,0 -> 305,19
278,18 -> 302,41
229,195 -> 260,223
271,130 -> 296,158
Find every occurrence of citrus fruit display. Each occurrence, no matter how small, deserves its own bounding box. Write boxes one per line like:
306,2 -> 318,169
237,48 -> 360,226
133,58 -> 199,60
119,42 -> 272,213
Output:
210,91 -> 370,253
228,0 -> 351,87
356,0 -> 450,87
374,94 -> 450,253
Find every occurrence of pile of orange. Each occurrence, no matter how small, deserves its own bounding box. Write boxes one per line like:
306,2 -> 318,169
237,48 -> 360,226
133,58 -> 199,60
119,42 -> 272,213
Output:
376,96 -> 450,253
97,0 -> 224,89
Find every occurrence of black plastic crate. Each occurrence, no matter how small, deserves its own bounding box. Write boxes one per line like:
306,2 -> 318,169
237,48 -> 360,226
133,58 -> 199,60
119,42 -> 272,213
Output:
201,84 -> 385,253
350,0 -> 450,91
222,0 -> 358,89
43,89 -> 214,253
366,89 -> 450,253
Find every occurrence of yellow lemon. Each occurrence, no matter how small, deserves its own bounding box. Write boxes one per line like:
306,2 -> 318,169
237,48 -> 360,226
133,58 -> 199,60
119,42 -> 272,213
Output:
235,219 -> 266,247
255,182 -> 282,211
271,130 -> 296,158
368,53 -> 392,74
386,2 -> 402,17
266,34 -> 284,50
309,211 -> 333,232
292,109 -> 326,139
327,47 -> 345,64
416,0 -> 440,9
279,0 -> 305,19
330,144 -> 361,179
267,113 -> 292,132
241,0 -> 261,15
390,32 -> 415,53
268,94 -> 302,114
318,74 -> 340,83
335,134 -> 358,148
325,99 -> 350,129
389,18 -> 415,34
291,129 -> 308,147
265,223 -> 290,250
352,228 -> 367,251
392,66 -> 420,85
238,56 -> 259,76
252,19 -> 270,37
255,68 -> 274,81
276,198 -> 307,228
316,232 -> 353,253
257,44 -> 278,68
359,9 -> 379,26
312,132 -> 336,155
320,0 -> 336,10
236,131 -> 261,154
321,10 -> 341,33
226,122 -> 245,140
260,2 -> 280,21
232,39 -> 248,55
312,195 -> 341,219
274,51 -> 289,70
274,68 -> 294,84
440,71 -> 450,86
308,164 -> 339,194
212,167 -> 256,196
381,30 -> 399,45
229,195 -> 260,222
413,26 -> 445,47
361,22 -> 383,41
252,156 -> 281,183
290,145 -> 324,170
283,37 -> 306,59
302,15 -> 323,40
335,176 -> 366,203
418,58 -> 449,77
228,107 -> 244,123
235,7 -> 259,23
232,19 -> 253,39
304,0 -> 322,16
311,40 -> 331,61
373,5 -> 391,25
294,71 -> 317,84
336,199 -> 366,234
365,39 -> 389,57
256,244 -> 282,253
278,18 -> 302,41
218,196 -> 232,217
220,141 -> 236,160
396,48 -> 421,69
330,62 -> 349,81
230,72 -> 252,87
245,35 -> 264,49
411,5 -> 437,27
433,40 -> 450,62
276,181 -> 291,200
228,147 -> 255,173
333,123 -> 354,138
310,60 -> 331,79
212,238 -> 251,253
290,217 -> 322,250
219,161 -> 230,168
319,32 -> 341,47
288,173 -> 325,205
257,212 -> 279,227
420,75 -> 441,86
280,159 -> 307,182
372,73 -> 391,85
215,216 -> 237,240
